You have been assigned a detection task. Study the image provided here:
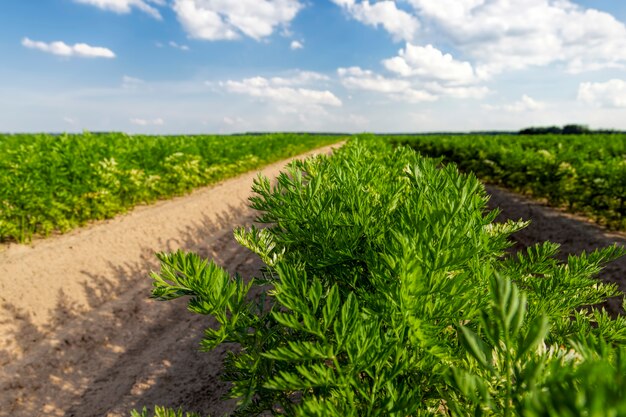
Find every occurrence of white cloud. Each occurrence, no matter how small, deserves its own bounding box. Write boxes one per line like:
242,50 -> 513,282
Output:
578,79 -> 626,108
8,77 -> 626,134
484,95 -> 546,112
338,66 -> 410,93
383,43 -> 479,85
509,95 -> 545,112
173,0 -> 303,41
425,82 -> 489,99
398,89 -> 439,103
223,76 -> 342,107
338,44 -> 489,103
169,41 -> 190,51
270,71 -> 329,86
405,0 -> 626,76
338,67 -> 437,102
338,64 -> 487,101
22,37 -> 115,58
130,117 -> 165,126
290,40 -> 303,50
329,0 -> 626,76
331,0 -> 419,42
73,0 -> 164,19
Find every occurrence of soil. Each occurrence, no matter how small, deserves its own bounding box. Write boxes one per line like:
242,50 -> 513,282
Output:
0,148 -> 624,417
486,184 -> 626,316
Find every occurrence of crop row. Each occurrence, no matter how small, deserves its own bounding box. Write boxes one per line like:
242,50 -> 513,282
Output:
143,138 -> 626,416
0,132 -> 342,243
388,134 -> 626,230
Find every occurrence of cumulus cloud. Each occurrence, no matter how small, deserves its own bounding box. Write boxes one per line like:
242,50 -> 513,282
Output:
290,40 -> 303,50
173,0 -> 303,41
578,79 -> 626,108
337,43 -> 488,102
330,0 -> 626,76
383,43 -> 480,85
73,0 -> 165,19
22,37 -> 115,58
425,82 -> 489,99
338,66 -> 411,93
484,95 -> 546,112
331,0 -> 419,42
338,67 -> 437,102
398,89 -> 439,103
130,117 -> 164,126
406,0 -> 626,76
270,71 -> 329,86
223,76 -> 342,107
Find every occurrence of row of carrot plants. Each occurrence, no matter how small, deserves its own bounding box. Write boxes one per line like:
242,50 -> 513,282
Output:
0,132 -> 342,243
141,138 -> 626,416
387,134 -> 626,230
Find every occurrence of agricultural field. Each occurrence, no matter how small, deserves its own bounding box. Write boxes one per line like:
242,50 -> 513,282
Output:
0,132 -> 342,243
140,138 -> 626,416
0,136 -> 625,416
388,133 -> 626,230
5,1 -> 626,416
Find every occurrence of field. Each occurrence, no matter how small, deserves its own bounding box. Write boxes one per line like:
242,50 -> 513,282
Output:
390,133 -> 626,230
0,132 -> 342,243
0,135 -> 625,416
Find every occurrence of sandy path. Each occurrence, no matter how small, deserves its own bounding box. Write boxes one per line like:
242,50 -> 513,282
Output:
0,146 -> 624,417
0,143 -> 342,417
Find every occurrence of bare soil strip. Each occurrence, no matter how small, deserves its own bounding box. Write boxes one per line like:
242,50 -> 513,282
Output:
0,149 -> 624,417
0,144 -> 340,417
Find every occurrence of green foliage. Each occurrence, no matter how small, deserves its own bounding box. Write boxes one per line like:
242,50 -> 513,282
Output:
389,133 -> 626,230
0,132 -> 341,243
145,138 -> 626,416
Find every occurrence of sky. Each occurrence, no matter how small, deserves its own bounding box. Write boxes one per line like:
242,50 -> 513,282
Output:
2,0 -> 626,134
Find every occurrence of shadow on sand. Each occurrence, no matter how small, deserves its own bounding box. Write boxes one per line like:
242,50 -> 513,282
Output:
0,204 -> 265,417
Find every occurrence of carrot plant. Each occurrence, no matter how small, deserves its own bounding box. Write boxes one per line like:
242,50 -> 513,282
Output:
144,138 -> 626,416
390,133 -> 626,230
0,132 -> 341,243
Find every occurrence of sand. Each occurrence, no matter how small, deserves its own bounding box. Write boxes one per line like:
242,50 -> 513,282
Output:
0,146 -> 624,417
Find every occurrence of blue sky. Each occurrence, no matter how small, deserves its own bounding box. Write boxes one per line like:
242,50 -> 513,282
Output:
2,0 -> 626,133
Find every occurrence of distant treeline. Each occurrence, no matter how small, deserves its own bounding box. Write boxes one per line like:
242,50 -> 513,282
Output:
519,124 -> 624,135
3,126 -> 624,137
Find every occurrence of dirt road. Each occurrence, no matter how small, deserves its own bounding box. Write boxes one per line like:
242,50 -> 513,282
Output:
0,143 -> 341,417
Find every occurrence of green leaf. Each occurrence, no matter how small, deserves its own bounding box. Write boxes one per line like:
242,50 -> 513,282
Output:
517,315 -> 549,359
459,326 -> 492,370
322,285 -> 341,331
262,341 -> 331,362
334,292 -> 358,349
